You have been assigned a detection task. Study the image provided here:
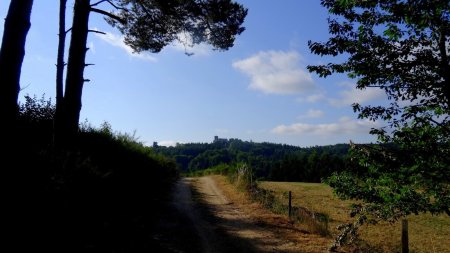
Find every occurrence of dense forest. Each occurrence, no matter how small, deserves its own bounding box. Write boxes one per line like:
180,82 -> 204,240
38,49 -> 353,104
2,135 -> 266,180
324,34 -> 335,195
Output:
154,137 -> 351,182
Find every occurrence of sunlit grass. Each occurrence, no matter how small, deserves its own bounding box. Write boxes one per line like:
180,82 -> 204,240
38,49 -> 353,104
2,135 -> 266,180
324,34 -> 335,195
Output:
259,181 -> 450,253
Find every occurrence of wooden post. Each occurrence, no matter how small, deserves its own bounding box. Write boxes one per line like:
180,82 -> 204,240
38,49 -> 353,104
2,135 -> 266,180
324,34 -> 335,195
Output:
402,219 -> 409,253
288,191 -> 292,219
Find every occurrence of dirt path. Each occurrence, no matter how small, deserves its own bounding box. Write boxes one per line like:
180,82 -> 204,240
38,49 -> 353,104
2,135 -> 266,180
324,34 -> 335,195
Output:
171,176 -> 328,253
170,177 -> 255,252
171,177 -> 219,253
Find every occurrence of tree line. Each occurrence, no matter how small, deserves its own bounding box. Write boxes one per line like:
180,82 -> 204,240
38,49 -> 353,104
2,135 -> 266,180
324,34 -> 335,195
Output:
154,138 -> 351,182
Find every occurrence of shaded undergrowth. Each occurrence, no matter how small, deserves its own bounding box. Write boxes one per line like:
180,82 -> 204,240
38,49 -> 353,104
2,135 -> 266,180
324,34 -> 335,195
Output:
3,95 -> 178,252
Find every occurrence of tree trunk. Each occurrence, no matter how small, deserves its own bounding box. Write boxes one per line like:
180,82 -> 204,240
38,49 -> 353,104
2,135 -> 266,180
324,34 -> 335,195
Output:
0,0 -> 34,130
56,0 -> 67,108
56,0 -> 90,146
1,2 -> 34,249
54,0 -> 67,146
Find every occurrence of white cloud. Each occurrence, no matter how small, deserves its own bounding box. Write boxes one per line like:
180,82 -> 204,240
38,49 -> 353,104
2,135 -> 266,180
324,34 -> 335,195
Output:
330,82 -> 385,107
232,50 -> 316,95
297,93 -> 327,103
271,117 -> 379,135
298,109 -> 324,119
306,94 -> 326,103
95,32 -> 158,62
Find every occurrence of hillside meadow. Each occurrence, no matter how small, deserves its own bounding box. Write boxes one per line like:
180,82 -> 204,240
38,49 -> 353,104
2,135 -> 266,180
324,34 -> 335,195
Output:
258,181 -> 450,253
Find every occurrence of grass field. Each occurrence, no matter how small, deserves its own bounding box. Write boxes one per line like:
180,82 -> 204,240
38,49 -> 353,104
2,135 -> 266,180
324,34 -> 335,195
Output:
259,181 -> 450,253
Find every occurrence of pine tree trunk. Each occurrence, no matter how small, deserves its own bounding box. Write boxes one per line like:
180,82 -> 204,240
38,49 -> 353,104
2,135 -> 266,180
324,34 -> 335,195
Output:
56,0 -> 90,146
54,0 -> 67,147
56,0 -> 67,108
1,2 -> 34,248
0,0 -> 34,130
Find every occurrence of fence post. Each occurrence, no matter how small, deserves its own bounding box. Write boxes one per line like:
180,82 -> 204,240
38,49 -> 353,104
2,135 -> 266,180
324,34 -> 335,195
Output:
402,219 -> 409,253
288,191 -> 292,219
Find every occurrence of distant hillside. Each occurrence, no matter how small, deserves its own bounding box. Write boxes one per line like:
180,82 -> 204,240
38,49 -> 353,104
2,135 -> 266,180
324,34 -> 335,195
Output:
153,137 -> 351,182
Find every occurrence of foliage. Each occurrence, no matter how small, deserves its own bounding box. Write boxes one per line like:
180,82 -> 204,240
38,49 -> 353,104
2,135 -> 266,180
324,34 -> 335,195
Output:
56,125 -> 177,251
15,94 -> 56,149
228,163 -> 256,190
155,139 -> 350,182
309,0 -> 450,249
18,94 -> 55,122
272,150 -> 346,183
107,0 -> 247,53
6,95 -> 178,251
188,149 -> 233,170
185,163 -> 234,177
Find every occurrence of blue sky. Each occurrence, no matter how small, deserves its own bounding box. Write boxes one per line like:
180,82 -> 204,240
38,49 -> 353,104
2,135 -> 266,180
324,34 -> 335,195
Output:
0,0 -> 388,147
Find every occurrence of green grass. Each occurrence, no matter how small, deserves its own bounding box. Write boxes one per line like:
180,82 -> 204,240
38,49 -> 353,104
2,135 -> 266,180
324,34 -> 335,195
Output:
259,181 -> 450,253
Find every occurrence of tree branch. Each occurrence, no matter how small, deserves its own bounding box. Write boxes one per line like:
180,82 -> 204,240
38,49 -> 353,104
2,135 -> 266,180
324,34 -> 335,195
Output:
138,2 -> 152,17
427,117 -> 450,135
91,0 -> 126,11
90,7 -> 125,24
90,0 -> 108,7
88,29 -> 106,35
106,0 -> 127,11
438,25 -> 450,107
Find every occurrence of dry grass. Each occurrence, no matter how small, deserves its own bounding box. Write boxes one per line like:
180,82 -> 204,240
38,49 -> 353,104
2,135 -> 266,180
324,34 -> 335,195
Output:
211,175 -> 333,253
259,181 -> 450,253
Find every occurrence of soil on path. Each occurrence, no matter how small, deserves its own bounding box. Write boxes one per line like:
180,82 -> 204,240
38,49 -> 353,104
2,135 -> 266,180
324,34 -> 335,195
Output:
160,176 -> 330,253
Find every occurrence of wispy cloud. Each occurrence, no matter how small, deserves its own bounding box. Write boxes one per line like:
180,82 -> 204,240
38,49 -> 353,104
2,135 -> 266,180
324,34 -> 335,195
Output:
233,50 -> 316,95
297,109 -> 324,119
297,82 -> 385,107
95,32 -> 158,62
271,117 -> 379,135
297,93 -> 327,103
329,82 -> 385,107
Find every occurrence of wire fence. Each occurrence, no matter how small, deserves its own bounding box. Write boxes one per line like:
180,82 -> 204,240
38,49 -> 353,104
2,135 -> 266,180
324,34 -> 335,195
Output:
249,187 -> 330,236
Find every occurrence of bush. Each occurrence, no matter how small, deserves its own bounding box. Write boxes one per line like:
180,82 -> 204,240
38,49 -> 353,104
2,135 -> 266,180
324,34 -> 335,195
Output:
185,163 -> 234,177
5,95 -> 178,252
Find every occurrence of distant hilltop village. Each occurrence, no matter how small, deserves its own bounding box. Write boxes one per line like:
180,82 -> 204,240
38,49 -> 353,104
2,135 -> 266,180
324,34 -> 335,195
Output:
153,136 -> 228,147
213,136 -> 228,143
